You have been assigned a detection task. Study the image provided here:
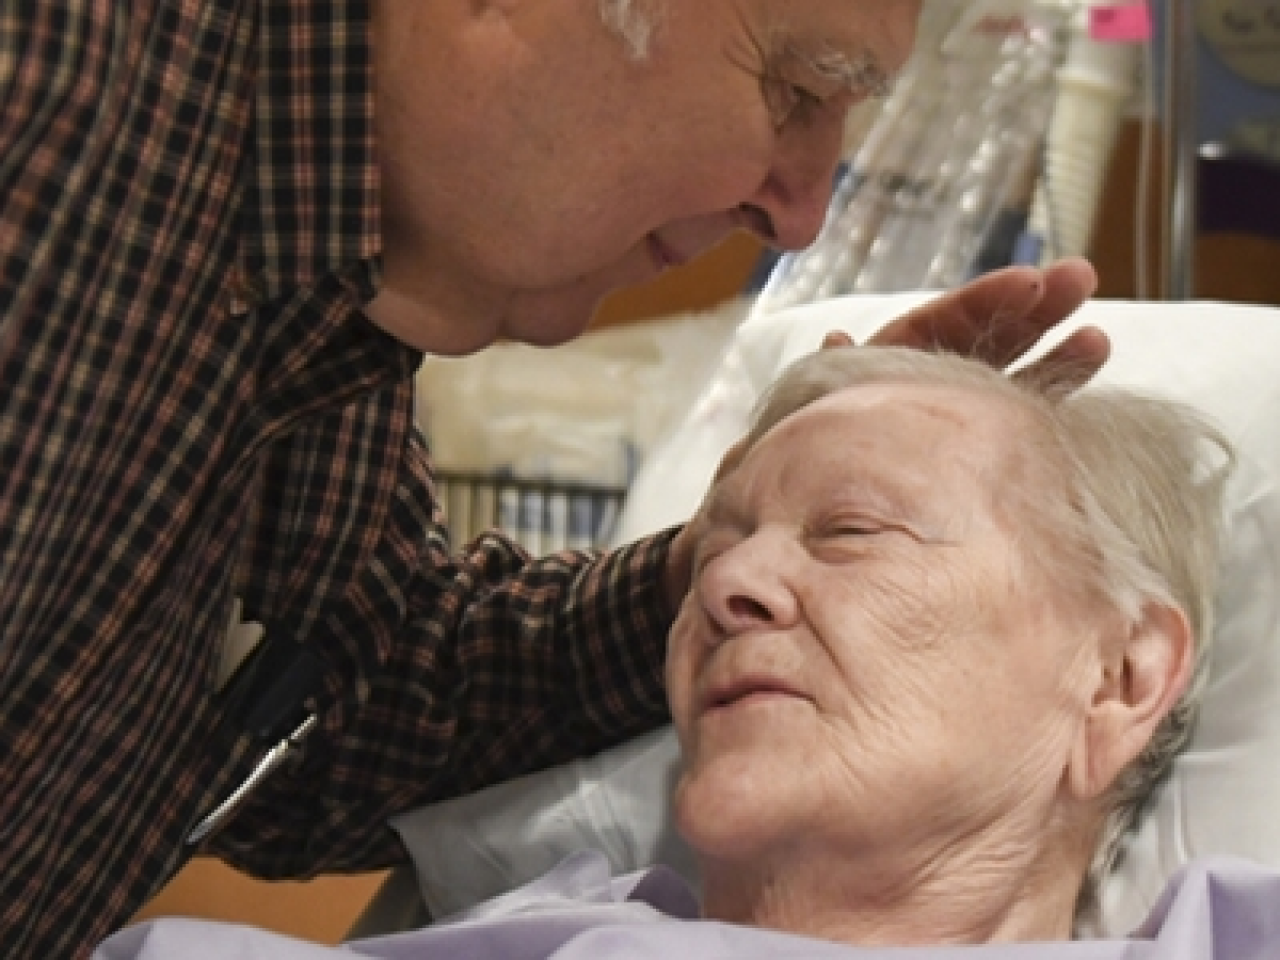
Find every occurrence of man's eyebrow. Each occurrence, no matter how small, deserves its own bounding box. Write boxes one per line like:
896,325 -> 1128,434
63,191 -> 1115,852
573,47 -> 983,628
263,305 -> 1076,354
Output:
784,39 -> 894,99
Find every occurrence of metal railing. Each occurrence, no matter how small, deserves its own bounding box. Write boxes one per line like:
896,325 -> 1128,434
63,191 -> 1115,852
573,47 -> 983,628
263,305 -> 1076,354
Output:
435,471 -> 627,554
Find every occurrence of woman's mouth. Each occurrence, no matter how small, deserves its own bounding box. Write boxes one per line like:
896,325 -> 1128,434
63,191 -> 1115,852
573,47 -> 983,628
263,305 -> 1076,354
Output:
703,677 -> 811,714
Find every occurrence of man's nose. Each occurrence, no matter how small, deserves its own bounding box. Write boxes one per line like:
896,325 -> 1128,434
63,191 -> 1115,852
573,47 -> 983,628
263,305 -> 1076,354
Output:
697,532 -> 800,637
743,113 -> 846,251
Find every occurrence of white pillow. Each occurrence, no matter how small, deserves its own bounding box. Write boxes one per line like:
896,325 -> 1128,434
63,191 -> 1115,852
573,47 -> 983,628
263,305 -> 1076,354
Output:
393,296 -> 1280,936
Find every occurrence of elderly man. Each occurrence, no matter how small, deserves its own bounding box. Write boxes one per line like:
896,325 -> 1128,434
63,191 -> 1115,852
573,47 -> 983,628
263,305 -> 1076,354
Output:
97,347 -> 1261,959
1,1 -> 1105,955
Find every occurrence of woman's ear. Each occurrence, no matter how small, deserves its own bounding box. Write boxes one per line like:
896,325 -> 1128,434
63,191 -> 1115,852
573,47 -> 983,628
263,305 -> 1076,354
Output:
1067,603 -> 1194,800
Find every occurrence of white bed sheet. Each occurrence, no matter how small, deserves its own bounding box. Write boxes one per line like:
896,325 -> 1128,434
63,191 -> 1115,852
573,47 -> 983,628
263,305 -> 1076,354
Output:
394,297 -> 1280,937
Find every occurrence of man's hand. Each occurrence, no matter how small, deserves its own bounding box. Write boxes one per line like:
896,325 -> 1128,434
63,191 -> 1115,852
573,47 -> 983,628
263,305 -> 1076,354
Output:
830,258 -> 1110,386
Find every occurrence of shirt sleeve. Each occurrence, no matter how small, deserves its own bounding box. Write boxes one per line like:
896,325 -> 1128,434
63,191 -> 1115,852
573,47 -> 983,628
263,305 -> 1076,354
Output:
211,423 -> 678,877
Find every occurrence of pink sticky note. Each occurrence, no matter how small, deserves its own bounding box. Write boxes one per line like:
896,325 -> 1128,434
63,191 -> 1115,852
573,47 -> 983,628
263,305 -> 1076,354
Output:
1090,3 -> 1153,42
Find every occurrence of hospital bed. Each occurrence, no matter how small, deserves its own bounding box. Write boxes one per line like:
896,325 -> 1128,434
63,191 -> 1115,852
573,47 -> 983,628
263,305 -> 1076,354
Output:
352,292 -> 1280,942
350,0 -> 1280,937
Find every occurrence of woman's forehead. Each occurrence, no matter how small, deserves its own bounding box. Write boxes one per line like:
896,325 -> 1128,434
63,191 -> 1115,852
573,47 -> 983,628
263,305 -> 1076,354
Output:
780,381 -> 1018,442
725,382 -> 1026,513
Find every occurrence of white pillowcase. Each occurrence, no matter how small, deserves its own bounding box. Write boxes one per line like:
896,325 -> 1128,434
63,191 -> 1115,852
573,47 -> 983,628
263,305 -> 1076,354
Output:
394,296 -> 1280,935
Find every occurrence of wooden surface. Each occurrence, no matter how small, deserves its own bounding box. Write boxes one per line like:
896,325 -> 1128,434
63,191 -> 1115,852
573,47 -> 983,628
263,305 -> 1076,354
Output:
131,859 -> 389,944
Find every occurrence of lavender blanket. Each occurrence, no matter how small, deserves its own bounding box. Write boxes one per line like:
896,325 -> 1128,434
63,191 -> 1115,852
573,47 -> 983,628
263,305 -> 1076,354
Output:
95,853 -> 1280,959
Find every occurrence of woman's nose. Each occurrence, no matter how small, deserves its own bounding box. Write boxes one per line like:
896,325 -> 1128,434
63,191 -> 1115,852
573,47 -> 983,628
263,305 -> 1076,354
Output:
744,112 -> 846,251
697,532 -> 800,637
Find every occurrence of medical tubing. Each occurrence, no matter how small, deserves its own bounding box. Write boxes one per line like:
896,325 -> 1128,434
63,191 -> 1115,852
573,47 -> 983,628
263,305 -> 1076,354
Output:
1027,1 -> 1138,262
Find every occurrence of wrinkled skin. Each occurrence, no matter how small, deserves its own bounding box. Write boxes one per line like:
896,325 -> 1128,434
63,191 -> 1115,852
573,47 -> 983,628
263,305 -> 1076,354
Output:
666,382 -> 1104,943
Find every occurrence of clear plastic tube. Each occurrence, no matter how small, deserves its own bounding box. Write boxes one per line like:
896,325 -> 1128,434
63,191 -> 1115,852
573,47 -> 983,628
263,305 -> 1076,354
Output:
752,0 -> 1074,311
856,10 -> 1067,291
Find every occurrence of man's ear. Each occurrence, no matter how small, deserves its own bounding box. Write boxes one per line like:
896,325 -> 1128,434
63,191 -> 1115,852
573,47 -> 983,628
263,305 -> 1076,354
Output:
1067,603 -> 1194,800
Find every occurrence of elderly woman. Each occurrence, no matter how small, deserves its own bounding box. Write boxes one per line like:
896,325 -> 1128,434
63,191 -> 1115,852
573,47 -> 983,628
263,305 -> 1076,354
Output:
667,345 -> 1230,945
101,348 -> 1266,959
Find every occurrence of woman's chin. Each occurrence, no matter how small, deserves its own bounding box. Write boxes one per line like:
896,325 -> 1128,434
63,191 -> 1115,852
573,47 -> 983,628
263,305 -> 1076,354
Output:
673,763 -> 789,862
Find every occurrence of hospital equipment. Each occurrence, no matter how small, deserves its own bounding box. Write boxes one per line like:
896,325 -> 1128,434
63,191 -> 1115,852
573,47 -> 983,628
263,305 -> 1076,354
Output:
1155,0 -> 1280,298
1162,0 -> 1200,298
1026,0 -> 1140,270
753,0 -> 1142,315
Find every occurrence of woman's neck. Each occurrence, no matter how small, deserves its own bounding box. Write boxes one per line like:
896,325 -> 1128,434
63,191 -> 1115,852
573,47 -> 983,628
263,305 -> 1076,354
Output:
698,828 -> 1089,947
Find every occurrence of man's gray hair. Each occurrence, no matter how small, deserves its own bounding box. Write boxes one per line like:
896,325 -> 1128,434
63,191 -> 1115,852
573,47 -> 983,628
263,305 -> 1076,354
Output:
744,345 -> 1234,926
598,0 -> 661,58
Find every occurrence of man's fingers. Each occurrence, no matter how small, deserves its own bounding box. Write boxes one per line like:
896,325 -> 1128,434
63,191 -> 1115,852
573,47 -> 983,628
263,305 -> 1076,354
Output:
866,265 -> 1046,355
1013,258 -> 1098,343
866,258 -> 1100,370
971,258 -> 1099,367
1012,325 -> 1111,390
821,330 -> 855,349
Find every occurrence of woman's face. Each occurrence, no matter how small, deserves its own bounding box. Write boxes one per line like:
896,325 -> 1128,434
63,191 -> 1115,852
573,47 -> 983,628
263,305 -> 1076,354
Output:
666,382 -> 1100,874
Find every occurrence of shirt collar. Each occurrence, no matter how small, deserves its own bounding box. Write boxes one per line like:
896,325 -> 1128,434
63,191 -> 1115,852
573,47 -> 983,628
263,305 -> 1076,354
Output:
237,0 -> 380,306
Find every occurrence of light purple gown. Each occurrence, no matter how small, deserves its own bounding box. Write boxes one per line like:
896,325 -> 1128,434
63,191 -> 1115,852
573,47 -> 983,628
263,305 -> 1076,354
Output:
94,852 -> 1280,959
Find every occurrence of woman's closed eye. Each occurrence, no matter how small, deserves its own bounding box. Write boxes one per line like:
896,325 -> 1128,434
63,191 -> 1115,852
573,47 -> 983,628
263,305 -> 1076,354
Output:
831,521 -> 887,537
820,510 -> 896,535
810,513 -> 926,548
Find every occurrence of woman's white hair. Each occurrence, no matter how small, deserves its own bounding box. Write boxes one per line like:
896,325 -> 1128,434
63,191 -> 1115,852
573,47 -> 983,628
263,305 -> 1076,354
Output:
743,345 -> 1234,927
598,0 -> 661,58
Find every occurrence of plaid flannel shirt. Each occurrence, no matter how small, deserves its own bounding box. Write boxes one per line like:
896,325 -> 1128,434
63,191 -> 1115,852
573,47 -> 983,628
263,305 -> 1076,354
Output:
0,3 -> 674,956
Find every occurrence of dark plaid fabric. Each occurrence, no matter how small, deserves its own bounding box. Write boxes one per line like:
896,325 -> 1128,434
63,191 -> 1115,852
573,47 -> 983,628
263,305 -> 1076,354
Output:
0,3 -> 673,956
